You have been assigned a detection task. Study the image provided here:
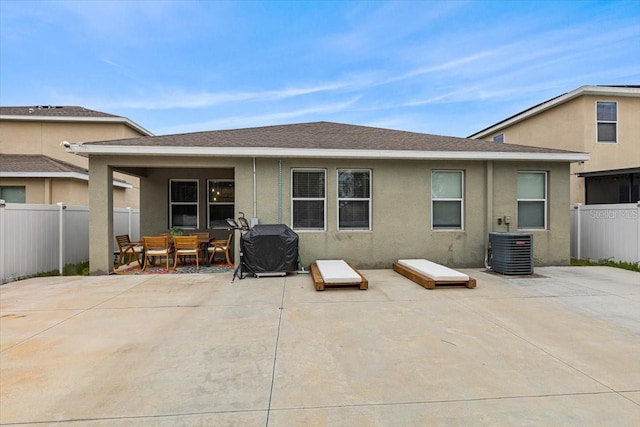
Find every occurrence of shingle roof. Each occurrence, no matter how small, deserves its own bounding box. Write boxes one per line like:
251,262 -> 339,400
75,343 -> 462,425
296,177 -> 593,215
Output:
0,154 -> 88,174
0,106 -> 120,118
84,121 -> 578,154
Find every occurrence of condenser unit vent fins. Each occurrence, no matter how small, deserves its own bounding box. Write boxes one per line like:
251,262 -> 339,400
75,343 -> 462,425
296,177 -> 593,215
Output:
489,232 -> 534,275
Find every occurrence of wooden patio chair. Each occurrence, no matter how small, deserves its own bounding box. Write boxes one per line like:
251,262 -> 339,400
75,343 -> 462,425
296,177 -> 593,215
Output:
115,235 -> 143,268
142,236 -> 171,271
190,232 -> 211,263
173,235 -> 199,271
207,231 -> 233,265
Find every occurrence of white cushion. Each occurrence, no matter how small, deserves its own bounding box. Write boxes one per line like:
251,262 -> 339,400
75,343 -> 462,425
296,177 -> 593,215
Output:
316,260 -> 362,283
146,249 -> 168,256
176,249 -> 197,255
398,259 -> 468,281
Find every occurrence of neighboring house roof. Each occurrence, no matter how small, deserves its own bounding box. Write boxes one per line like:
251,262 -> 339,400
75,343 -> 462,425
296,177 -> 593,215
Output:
577,166 -> 640,178
68,121 -> 588,162
468,85 -> 640,139
0,154 -> 132,188
0,105 -> 153,136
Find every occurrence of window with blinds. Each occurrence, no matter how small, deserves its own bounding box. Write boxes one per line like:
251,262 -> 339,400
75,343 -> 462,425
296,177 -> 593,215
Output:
431,171 -> 463,229
169,179 -> 198,229
338,169 -> 371,230
597,101 -> 617,143
291,169 -> 326,230
517,171 -> 547,229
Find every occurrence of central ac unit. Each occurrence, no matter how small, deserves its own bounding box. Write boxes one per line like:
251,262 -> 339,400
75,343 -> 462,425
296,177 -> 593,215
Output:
489,232 -> 533,275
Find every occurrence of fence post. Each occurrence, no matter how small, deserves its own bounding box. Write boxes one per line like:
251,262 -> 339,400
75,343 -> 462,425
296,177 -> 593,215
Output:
573,203 -> 581,260
127,207 -> 132,238
57,202 -> 66,275
637,201 -> 640,267
0,199 -> 5,284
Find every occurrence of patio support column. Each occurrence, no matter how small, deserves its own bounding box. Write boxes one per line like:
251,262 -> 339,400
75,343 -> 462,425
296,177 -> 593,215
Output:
89,157 -> 113,275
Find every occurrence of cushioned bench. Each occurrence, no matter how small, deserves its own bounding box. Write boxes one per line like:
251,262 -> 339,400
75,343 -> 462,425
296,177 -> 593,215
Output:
310,260 -> 368,291
393,259 -> 476,289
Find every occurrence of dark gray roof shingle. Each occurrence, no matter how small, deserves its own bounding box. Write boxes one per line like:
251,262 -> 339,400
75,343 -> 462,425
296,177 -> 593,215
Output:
0,106 -> 120,118
0,154 -> 88,174
84,121 -> 578,154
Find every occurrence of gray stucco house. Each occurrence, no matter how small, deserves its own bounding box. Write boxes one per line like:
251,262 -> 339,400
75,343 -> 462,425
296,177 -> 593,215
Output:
64,121 -> 588,275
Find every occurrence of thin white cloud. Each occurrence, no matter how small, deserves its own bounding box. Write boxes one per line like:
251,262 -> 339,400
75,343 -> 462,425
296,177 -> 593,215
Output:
156,96 -> 362,134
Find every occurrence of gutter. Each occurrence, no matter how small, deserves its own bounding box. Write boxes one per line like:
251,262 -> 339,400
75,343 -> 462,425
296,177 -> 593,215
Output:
0,171 -> 132,188
0,114 -> 154,136
65,145 -> 590,163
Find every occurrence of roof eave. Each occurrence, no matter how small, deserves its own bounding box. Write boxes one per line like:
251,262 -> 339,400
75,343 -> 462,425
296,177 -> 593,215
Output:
0,114 -> 154,137
469,85 -> 640,139
0,171 -> 132,188
66,145 -> 590,163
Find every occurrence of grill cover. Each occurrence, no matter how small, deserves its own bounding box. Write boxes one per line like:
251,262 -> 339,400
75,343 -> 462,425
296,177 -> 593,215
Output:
241,224 -> 299,273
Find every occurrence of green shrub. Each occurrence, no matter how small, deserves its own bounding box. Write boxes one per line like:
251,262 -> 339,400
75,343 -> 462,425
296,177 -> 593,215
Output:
571,258 -> 639,272
35,261 -> 90,277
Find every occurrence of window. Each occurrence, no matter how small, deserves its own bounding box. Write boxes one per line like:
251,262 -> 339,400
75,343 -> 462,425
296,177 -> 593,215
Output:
517,172 -> 547,229
292,169 -> 325,230
493,133 -> 504,143
338,169 -> 371,230
169,180 -> 198,229
208,180 -> 234,227
597,101 -> 617,143
431,171 -> 463,229
0,186 -> 26,203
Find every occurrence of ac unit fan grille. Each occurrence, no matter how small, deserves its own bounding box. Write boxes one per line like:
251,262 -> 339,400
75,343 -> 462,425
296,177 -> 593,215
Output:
489,232 -> 533,275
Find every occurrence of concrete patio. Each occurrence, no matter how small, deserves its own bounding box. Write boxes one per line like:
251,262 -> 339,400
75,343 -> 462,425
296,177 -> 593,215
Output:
1,266 -> 639,426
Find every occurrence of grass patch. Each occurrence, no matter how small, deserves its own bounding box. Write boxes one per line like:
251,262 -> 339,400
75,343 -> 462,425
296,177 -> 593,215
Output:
571,258 -> 639,272
35,261 -> 90,277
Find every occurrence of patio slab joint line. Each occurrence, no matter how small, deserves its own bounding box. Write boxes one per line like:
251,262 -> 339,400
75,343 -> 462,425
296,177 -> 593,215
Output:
0,276 -> 154,355
444,293 -> 628,397
265,278 -> 287,427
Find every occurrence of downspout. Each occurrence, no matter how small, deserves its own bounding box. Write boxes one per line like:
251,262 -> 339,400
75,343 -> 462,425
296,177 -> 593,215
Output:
484,161 -> 493,269
252,157 -> 257,219
278,160 -> 283,224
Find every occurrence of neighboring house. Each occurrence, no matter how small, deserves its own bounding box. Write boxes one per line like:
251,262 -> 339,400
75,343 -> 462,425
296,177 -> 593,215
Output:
64,121 -> 588,275
468,85 -> 640,205
0,105 -> 153,207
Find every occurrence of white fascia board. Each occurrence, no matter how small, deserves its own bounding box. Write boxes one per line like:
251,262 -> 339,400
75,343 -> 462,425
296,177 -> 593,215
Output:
0,171 -> 132,188
68,144 -> 590,162
469,85 -> 640,139
0,115 -> 153,136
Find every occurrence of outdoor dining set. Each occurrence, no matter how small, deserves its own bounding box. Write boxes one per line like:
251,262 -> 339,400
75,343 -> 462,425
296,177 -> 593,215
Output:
115,232 -> 233,272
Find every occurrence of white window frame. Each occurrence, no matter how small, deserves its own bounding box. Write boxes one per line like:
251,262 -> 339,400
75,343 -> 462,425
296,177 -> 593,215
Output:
517,171 -> 547,230
207,179 -> 234,227
0,185 -> 26,203
431,170 -> 464,230
169,179 -> 199,229
337,169 -> 372,231
596,100 -> 617,143
291,168 -> 326,231
493,133 -> 504,143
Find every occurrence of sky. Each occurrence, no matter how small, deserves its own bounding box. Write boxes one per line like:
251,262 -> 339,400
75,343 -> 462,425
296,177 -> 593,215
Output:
1,0 -> 639,138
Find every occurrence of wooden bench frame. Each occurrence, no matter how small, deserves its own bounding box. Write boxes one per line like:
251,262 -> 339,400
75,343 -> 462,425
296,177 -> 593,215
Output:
310,262 -> 368,291
393,262 -> 476,289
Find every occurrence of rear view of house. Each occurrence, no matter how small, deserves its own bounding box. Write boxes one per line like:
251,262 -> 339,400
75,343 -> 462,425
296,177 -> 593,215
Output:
64,121 -> 588,275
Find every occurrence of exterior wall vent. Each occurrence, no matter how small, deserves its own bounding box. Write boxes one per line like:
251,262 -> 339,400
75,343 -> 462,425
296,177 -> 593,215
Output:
489,232 -> 533,275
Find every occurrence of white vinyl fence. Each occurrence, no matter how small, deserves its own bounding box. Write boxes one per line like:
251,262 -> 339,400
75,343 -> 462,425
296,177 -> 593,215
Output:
0,201 -> 139,284
570,202 -> 640,266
